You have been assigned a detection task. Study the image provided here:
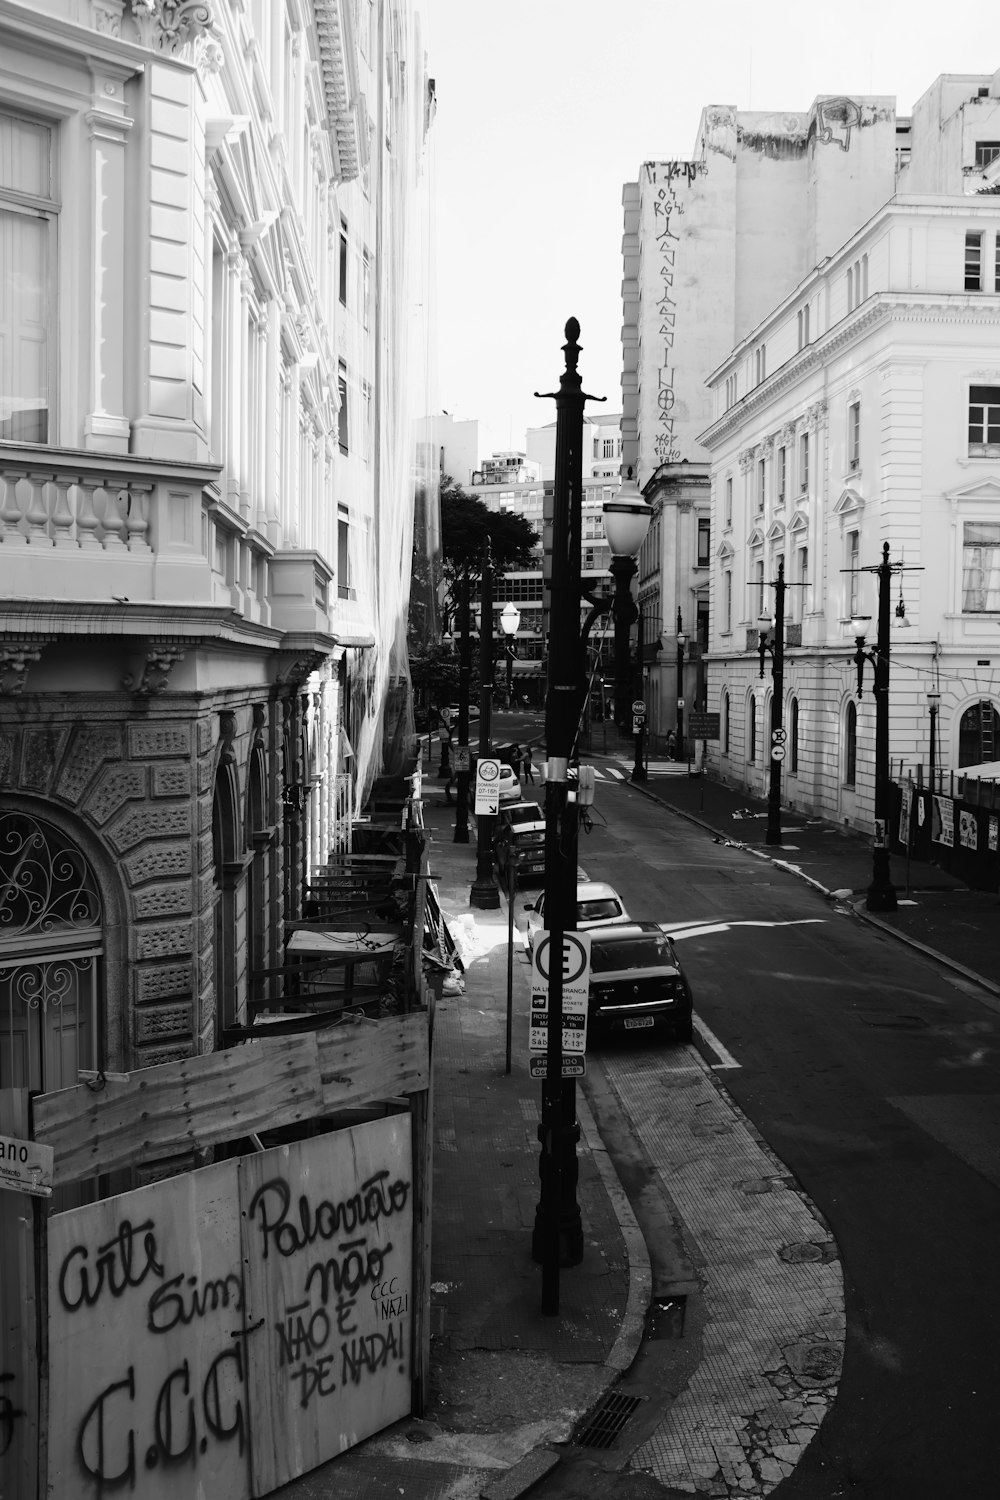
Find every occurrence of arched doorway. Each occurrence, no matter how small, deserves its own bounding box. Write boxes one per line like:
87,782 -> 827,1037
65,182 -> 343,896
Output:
0,809 -> 103,1093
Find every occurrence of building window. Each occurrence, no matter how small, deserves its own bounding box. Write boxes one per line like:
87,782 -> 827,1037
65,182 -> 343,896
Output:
969,385 -> 1000,454
722,690 -> 730,754
965,231 -> 984,291
724,569 -> 732,632
697,517 -> 711,567
602,437 -> 615,458
754,557 -> 765,618
798,545 -> 809,618
995,236 -> 1000,293
0,111 -> 55,443
799,431 -> 809,492
975,142 -> 1000,167
959,699 -> 1000,765
790,697 -> 799,774
755,346 -> 766,384
338,361 -> 350,453
749,694 -> 757,762
845,701 -> 857,785
962,522 -> 1000,611
725,475 -> 733,526
757,458 -> 766,512
797,305 -> 810,349
848,402 -> 860,469
362,380 -> 373,463
777,446 -> 787,502
339,217 -> 348,304
848,530 -> 860,614
846,268 -> 854,313
337,506 -> 352,598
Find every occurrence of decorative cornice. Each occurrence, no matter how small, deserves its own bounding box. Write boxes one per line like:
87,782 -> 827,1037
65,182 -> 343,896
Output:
122,639 -> 187,694
0,635 -> 53,695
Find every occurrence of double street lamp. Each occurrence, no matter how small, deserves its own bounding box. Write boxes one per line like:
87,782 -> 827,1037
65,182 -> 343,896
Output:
675,612 -> 687,761
849,540 -> 920,914
604,470 -> 651,781
757,561 -> 787,848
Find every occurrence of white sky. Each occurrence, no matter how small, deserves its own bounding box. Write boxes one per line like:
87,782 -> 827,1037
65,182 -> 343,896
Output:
423,0 -> 999,460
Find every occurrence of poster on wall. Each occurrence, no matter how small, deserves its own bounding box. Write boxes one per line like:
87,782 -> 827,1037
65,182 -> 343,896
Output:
47,1114 -> 414,1500
932,795 -> 955,847
960,809 -> 979,851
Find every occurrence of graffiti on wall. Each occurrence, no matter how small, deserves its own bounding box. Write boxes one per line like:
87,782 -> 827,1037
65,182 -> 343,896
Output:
650,161 -> 703,467
47,1114 -> 413,1500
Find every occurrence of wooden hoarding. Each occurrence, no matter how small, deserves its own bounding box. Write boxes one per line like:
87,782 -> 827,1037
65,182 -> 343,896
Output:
46,1114 -> 414,1500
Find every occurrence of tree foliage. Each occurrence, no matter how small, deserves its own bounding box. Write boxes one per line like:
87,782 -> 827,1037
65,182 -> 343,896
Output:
440,477 -> 538,586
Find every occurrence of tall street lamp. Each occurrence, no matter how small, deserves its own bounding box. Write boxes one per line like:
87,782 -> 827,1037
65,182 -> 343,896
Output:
530,321 -> 650,1317
500,601 -> 521,708
757,560 -> 786,848
453,574 -> 473,844
605,468 -> 648,738
470,541 -> 499,909
631,606 -> 647,782
927,688 -> 941,793
675,610 -> 686,761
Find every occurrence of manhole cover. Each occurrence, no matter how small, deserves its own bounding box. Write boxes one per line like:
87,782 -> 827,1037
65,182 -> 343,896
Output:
785,1338 -> 841,1387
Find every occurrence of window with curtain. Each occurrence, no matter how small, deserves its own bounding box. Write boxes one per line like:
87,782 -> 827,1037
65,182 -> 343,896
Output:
724,569 -> 732,632
748,695 -> 757,762
338,360 -> 349,453
697,517 -> 710,566
799,431 -> 809,492
0,110 -> 55,443
965,231 -> 984,291
722,691 -> 730,753
848,530 -> 860,614
845,700 -> 857,785
962,522 -> 1000,612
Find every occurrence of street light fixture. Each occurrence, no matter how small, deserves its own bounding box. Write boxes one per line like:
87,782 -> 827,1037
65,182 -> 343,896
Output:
500,601 -> 521,708
927,688 -> 941,793
676,612 -> 687,762
604,468 -> 649,735
453,575 -> 473,844
757,560 -> 787,847
470,541 -> 500,910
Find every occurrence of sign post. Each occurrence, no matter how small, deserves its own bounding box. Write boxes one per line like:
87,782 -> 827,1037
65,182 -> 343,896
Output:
529,930 -> 591,1076
474,757 -> 500,815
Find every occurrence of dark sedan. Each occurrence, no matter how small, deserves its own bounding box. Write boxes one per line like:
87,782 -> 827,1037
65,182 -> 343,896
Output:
588,923 -> 694,1042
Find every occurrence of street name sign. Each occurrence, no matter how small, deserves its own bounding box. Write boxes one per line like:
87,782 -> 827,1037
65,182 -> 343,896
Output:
0,1133 -> 54,1197
529,1055 -> 587,1079
474,756 -> 500,814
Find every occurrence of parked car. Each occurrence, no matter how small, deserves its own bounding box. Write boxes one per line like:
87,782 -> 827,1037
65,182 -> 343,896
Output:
587,923 -> 694,1042
523,880 -> 631,953
494,801 -> 546,885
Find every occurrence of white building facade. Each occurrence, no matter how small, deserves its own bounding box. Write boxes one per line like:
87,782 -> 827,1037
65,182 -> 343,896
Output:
0,0 -> 432,1079
699,75 -> 1000,826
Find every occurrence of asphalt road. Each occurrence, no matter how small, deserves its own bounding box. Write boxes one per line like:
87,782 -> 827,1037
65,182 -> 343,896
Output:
542,775 -> 1000,1499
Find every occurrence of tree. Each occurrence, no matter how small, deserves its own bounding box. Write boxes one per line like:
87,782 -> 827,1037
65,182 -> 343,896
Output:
440,478 -> 538,589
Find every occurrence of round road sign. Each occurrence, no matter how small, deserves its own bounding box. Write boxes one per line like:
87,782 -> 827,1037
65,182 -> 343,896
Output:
772,727 -> 788,745
771,745 -> 786,762
632,699 -> 646,715
478,758 -> 499,780
534,932 -> 589,987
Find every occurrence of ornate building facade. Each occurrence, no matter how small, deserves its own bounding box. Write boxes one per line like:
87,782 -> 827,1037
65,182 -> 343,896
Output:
0,0 -> 433,1085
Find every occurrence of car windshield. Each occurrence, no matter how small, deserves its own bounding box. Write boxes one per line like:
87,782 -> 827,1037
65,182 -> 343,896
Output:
591,935 -> 675,972
509,805 -> 542,825
578,898 -> 623,921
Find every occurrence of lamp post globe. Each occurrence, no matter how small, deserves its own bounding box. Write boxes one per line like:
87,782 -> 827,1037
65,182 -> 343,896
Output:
602,470 -> 651,733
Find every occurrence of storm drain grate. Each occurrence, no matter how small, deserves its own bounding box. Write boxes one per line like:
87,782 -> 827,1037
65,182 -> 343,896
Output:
572,1391 -> 645,1450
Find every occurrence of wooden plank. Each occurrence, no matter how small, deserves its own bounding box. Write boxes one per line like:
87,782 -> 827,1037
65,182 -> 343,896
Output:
240,1117 -> 413,1493
0,1090 -> 37,1500
315,1013 -> 429,1111
33,1034 -> 322,1187
48,1161 -> 248,1500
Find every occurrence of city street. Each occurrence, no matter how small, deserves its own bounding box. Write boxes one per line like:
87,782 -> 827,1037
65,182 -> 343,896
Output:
535,770 -> 1000,1498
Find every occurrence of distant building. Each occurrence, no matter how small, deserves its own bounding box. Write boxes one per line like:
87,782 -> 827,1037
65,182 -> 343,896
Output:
626,66 -> 1000,821
422,412 -> 481,488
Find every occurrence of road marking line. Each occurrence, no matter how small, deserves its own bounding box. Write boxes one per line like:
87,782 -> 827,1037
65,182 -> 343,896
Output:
693,1016 -> 741,1070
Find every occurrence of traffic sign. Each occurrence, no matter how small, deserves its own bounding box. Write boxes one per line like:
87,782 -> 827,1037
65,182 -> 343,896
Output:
689,712 -> 720,740
631,699 -> 646,715
772,727 -> 787,745
632,717 -> 644,734
770,745 -> 786,762
531,930 -> 592,1000
456,746 -> 470,772
529,1055 -> 587,1079
474,756 -> 500,814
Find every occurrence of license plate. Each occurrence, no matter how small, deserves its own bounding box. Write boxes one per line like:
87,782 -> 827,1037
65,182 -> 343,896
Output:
624,1016 -> 654,1030
528,863 -> 544,873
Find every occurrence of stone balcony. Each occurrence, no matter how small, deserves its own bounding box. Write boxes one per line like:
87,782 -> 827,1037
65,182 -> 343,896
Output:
0,443 -> 361,645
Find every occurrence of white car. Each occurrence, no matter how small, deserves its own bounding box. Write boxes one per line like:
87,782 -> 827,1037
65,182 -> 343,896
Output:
522,880 -> 632,953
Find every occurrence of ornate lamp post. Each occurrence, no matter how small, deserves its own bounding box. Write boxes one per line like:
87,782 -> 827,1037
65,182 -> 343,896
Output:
530,322 -> 651,1317
850,541 -> 897,913
470,541 -> 499,909
604,469 -> 649,739
927,688 -> 941,793
500,601 -> 521,708
453,575 -> 473,844
675,611 -> 687,761
757,560 -> 786,847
